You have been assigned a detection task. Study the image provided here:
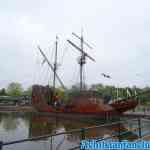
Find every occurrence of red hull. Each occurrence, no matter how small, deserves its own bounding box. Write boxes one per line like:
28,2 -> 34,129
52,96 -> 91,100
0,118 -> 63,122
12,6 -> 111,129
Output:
32,85 -> 138,116
110,99 -> 138,113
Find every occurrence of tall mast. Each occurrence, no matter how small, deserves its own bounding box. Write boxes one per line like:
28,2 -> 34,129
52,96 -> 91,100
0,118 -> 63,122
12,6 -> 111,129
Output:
53,36 -> 58,94
80,32 -> 84,91
37,45 -> 66,89
67,31 -> 95,91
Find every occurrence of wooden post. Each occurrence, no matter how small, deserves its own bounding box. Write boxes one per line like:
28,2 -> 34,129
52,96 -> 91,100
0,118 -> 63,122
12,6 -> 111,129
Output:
50,136 -> 53,150
118,117 -> 121,142
0,141 -> 3,150
81,128 -> 85,140
138,118 -> 142,138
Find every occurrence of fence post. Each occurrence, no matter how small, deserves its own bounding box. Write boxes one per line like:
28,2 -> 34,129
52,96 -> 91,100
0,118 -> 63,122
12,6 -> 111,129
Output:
118,116 -> 121,142
0,141 -> 3,150
138,117 -> 142,138
81,128 -> 85,140
50,136 -> 53,150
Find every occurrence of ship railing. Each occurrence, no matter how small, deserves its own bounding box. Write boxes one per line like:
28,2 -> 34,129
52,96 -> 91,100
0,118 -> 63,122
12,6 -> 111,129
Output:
0,117 -> 150,150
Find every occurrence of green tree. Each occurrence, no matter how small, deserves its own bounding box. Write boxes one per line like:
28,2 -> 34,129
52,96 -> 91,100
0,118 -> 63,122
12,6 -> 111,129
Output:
56,87 -> 65,98
7,82 -> 23,96
0,88 -> 6,96
23,86 -> 32,96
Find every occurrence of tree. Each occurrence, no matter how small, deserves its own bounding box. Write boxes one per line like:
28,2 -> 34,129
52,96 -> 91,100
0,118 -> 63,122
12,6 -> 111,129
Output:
7,82 -> 23,96
23,86 -> 32,96
56,87 -> 65,98
0,88 -> 6,96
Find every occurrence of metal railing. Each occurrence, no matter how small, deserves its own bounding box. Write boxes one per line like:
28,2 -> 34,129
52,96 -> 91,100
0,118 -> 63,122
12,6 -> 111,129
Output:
0,117 -> 149,150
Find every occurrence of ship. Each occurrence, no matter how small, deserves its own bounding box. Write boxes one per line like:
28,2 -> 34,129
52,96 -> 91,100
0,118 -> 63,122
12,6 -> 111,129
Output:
31,33 -> 138,119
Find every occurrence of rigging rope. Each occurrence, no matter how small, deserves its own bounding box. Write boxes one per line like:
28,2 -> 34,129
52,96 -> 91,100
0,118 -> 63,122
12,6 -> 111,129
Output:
43,65 -> 49,85
76,69 -> 80,85
69,66 -> 77,83
50,42 -> 55,64
33,50 -> 41,85
59,44 -> 69,66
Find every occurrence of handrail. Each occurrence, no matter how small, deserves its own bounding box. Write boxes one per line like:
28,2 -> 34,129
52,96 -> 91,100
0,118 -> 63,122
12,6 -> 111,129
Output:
2,118 -> 138,146
68,123 -> 146,150
0,117 -> 149,150
68,119 -> 149,150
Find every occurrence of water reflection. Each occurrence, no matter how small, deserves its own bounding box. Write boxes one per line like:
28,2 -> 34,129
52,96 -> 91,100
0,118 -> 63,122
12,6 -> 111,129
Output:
0,113 -> 140,150
0,113 -> 29,131
2,115 -> 19,131
29,115 -> 138,143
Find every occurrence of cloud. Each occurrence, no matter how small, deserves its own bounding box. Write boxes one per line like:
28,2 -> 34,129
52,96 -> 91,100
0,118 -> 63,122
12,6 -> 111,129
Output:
0,0 -> 150,88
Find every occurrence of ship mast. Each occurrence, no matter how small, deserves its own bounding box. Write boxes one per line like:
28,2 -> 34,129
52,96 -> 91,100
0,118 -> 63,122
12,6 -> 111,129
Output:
53,36 -> 58,94
80,32 -> 84,91
67,31 -> 95,91
37,45 -> 66,90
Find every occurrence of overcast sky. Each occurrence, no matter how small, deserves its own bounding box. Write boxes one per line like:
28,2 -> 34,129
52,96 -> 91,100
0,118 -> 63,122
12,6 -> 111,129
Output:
0,0 -> 150,89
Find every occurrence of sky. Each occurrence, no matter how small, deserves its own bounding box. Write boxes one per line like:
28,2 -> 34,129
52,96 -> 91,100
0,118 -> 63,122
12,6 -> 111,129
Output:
0,0 -> 150,89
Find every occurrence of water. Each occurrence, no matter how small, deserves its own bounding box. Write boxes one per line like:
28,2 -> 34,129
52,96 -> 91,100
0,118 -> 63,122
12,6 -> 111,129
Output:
0,112 -> 149,150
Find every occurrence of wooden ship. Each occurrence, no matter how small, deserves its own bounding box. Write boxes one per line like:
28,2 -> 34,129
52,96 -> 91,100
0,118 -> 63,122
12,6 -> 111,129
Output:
31,32 -> 138,119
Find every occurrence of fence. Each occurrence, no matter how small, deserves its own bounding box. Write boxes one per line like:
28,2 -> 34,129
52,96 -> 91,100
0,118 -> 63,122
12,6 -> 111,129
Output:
0,117 -> 150,150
